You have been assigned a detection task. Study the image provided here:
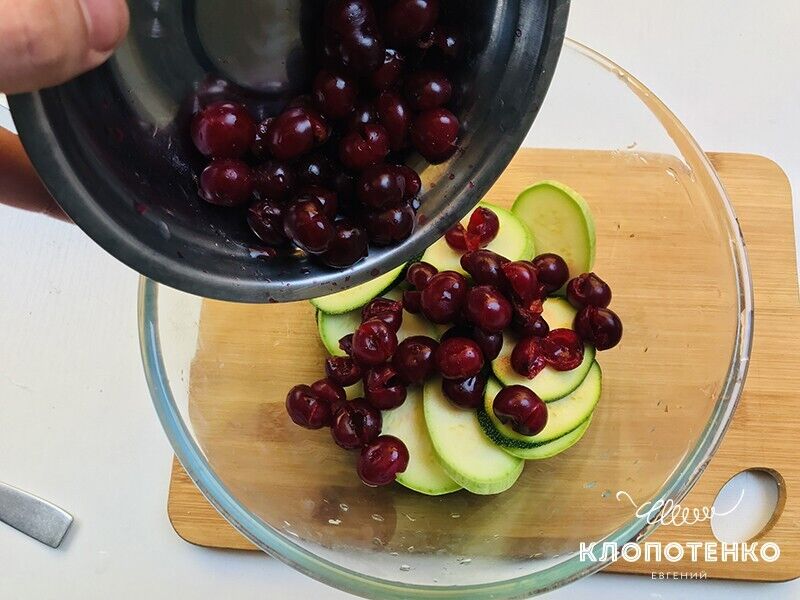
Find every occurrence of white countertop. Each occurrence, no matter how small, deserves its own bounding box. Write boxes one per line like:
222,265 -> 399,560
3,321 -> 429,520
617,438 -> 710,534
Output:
1,1 -> 798,598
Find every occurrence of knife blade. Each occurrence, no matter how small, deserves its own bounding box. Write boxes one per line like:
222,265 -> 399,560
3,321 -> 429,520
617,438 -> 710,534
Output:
0,481 -> 73,548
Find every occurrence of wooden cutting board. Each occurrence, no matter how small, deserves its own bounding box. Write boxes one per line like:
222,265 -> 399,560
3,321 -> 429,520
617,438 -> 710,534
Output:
165,150 -> 799,582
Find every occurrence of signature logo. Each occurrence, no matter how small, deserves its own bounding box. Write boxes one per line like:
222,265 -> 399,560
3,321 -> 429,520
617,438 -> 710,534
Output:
615,489 -> 744,527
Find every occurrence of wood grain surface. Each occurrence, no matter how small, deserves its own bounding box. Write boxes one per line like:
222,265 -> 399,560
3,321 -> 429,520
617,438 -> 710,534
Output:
165,150 -> 798,582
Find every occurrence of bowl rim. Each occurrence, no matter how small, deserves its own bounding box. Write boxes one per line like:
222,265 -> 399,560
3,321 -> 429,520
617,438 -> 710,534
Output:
137,38 -> 754,599
9,0 -> 569,304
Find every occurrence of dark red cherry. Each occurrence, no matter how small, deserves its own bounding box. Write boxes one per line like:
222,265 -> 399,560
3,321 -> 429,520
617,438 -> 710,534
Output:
442,372 -> 487,409
305,111 -> 331,145
464,285 -> 512,332
405,69 -> 453,111
267,107 -> 330,161
199,159 -> 254,207
460,249 -> 510,287
298,185 -> 338,220
444,223 -> 467,251
371,48 -> 405,90
376,91 -> 411,150
331,399 -> 382,449
362,298 -> 403,333
186,74 -> 236,111
352,319 -> 398,367
566,273 -> 612,309
434,24 -> 464,60
392,335 -> 439,384
472,328 -> 503,361
313,70 -> 358,119
501,261 -> 540,304
285,384 -> 332,429
395,165 -> 422,199
464,207 -> 499,251
574,306 -> 623,351
406,261 -> 438,289
363,365 -> 407,410
247,199 -> 287,246
295,153 -> 335,187
532,253 -> 570,293
324,0 -> 385,75
310,378 -> 347,414
513,311 -> 549,338
492,385 -> 548,436
383,0 -> 440,45
510,336 -> 547,379
357,435 -> 409,487
282,198 -> 335,254
349,100 -> 379,130
542,328 -> 584,371
513,297 -> 543,321
512,298 -> 547,337
253,160 -> 294,201
325,356 -> 363,386
191,101 -> 256,158
339,124 -> 390,171
435,337 -> 484,379
357,164 -> 405,209
319,220 -> 368,268
411,108 -> 459,163
402,290 -> 422,313
420,271 -> 468,323
338,334 -> 354,356
364,202 -> 415,246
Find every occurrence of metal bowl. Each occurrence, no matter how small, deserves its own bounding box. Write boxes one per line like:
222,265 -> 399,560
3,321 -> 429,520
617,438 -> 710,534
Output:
9,0 -> 568,303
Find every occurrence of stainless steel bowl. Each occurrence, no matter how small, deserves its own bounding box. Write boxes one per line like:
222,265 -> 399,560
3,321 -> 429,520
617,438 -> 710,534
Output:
9,0 -> 568,302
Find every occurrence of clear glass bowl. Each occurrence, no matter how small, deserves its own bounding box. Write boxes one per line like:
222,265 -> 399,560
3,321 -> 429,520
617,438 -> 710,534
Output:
139,40 -> 752,598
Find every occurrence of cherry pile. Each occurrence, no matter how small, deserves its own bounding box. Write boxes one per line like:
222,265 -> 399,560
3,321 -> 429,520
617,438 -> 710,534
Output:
285,207 -> 623,487
188,0 -> 464,268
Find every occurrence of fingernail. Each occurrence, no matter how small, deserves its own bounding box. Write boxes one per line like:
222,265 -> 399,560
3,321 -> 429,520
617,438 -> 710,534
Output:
79,0 -> 128,52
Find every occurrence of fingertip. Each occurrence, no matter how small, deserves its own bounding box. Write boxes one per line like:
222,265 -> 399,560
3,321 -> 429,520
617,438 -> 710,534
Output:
0,0 -> 129,93
79,0 -> 129,53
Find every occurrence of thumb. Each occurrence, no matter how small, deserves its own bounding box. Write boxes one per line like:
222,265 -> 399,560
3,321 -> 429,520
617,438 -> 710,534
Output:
0,0 -> 129,94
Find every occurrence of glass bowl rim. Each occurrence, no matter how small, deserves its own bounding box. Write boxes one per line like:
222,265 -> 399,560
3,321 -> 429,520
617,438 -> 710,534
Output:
138,38 -> 754,599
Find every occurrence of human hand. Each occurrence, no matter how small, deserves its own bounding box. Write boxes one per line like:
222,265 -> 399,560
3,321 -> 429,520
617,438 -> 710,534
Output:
0,0 -> 129,219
